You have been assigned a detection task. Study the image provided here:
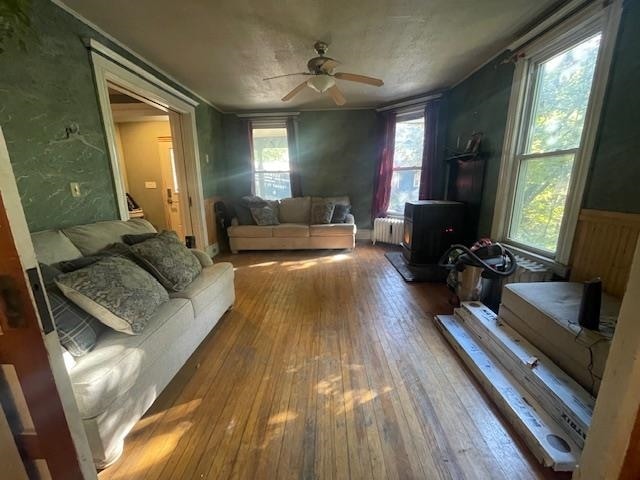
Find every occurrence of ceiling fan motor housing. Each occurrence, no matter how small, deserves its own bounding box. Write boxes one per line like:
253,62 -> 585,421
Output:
307,56 -> 336,74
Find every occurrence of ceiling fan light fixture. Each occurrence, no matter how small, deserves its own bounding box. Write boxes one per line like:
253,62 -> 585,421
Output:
306,74 -> 335,93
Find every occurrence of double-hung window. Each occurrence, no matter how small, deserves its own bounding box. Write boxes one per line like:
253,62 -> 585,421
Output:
388,113 -> 425,214
493,3 -> 621,264
251,122 -> 291,200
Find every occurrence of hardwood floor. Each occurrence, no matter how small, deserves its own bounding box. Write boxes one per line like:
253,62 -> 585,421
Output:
99,244 -> 568,480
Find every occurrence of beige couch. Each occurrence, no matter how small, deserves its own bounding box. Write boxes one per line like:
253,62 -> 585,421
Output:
228,196 -> 357,253
31,219 -> 235,468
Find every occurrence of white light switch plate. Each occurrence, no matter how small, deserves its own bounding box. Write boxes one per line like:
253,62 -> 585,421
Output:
70,182 -> 81,197
145,181 -> 157,189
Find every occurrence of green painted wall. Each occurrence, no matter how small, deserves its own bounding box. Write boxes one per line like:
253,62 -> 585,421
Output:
0,0 -> 223,232
583,0 -> 640,213
221,110 -> 380,228
445,54 -> 515,236
445,1 -> 640,237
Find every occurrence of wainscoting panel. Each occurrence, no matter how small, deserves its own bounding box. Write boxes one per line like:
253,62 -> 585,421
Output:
570,209 -> 640,298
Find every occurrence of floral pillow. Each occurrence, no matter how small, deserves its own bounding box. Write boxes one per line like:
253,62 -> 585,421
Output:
250,205 -> 280,225
55,256 -> 168,335
311,200 -> 335,224
129,231 -> 202,292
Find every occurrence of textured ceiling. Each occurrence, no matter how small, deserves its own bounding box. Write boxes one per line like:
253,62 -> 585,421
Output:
61,0 -> 562,111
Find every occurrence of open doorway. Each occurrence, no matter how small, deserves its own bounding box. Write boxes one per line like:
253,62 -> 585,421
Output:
108,86 -> 186,239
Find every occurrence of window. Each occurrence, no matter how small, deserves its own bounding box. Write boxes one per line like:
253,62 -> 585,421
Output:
388,114 -> 424,214
493,3 -> 620,263
251,125 -> 291,200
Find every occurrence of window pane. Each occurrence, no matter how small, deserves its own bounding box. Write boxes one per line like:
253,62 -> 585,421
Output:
252,127 -> 290,171
388,169 -> 421,214
393,116 -> 425,168
509,154 -> 574,253
254,172 -> 291,200
526,34 -> 601,153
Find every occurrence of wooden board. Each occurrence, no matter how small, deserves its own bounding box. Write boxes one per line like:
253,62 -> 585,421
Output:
435,314 -> 580,472
570,209 -> 640,298
457,302 -> 594,448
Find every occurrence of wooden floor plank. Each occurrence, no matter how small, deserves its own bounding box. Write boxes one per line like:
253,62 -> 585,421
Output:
98,245 -> 569,480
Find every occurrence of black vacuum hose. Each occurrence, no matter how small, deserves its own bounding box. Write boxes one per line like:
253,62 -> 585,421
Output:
438,243 -> 517,277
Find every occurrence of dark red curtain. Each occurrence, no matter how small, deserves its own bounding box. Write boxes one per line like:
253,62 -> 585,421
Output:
287,117 -> 302,197
419,99 -> 441,200
372,112 -> 396,218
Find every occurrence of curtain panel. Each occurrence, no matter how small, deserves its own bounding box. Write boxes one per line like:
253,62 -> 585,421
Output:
287,117 -> 302,197
419,99 -> 442,200
372,112 -> 396,219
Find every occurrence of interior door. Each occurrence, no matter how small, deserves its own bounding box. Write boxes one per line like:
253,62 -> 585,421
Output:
0,127 -> 90,479
167,110 -> 194,245
157,137 -> 185,240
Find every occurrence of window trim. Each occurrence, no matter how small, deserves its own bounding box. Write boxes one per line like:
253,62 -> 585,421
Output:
250,121 -> 292,199
491,0 -> 623,266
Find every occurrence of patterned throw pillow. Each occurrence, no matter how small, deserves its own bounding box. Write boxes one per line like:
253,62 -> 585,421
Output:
250,205 -> 280,225
40,263 -> 105,356
55,256 -> 169,335
122,232 -> 159,245
129,231 -> 202,292
311,201 -> 336,224
331,204 -> 351,223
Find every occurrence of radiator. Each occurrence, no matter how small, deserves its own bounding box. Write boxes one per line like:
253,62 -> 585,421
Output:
498,254 -> 553,291
373,217 -> 404,245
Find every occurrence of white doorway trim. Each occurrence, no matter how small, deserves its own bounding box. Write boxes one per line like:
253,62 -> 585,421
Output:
89,40 -> 209,250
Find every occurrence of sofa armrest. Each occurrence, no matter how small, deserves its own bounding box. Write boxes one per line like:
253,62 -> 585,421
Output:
191,248 -> 213,267
345,214 -> 355,225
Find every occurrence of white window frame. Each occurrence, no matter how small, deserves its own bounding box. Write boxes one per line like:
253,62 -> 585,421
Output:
250,119 -> 291,199
387,109 -> 425,216
491,0 -> 623,266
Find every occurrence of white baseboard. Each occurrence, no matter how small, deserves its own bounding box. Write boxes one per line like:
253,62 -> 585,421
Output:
356,229 -> 372,241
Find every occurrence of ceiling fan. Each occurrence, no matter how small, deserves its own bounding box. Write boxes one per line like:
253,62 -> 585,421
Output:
263,41 -> 384,106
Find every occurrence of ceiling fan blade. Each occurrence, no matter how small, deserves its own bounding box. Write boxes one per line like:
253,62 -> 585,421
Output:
334,72 -> 384,87
282,81 -> 309,102
320,58 -> 339,73
264,72 -> 311,81
328,85 -> 346,106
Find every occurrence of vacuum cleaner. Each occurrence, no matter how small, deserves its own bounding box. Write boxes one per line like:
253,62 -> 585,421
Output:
438,239 -> 517,311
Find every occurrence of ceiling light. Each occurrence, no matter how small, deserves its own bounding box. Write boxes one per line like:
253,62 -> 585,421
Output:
306,74 -> 335,93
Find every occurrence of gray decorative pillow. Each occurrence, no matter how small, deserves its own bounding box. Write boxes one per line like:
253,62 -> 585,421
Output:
129,231 -> 202,292
122,232 -> 159,245
55,256 -> 168,335
40,263 -> 105,356
311,201 -> 336,224
250,205 -> 280,226
331,204 -> 351,223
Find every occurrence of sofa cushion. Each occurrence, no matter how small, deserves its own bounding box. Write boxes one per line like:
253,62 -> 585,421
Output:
279,197 -> 311,224
62,219 -> 156,256
170,262 -> 234,316
272,224 -> 310,238
129,231 -> 202,292
56,256 -> 169,335
31,230 -> 83,265
309,224 -> 357,237
40,263 -> 105,357
69,298 -> 193,418
227,225 -> 273,238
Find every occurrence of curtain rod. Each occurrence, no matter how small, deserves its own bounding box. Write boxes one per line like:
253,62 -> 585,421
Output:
376,93 -> 443,112
236,112 -> 300,118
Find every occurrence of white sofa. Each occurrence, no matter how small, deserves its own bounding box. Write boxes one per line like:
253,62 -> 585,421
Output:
31,219 -> 235,468
228,196 -> 357,253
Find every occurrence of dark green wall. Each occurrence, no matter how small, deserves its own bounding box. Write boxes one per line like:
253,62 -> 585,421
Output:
445,54 -> 515,236
583,0 -> 640,213
0,0 -> 223,232
446,1 -> 640,237
221,110 -> 380,228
